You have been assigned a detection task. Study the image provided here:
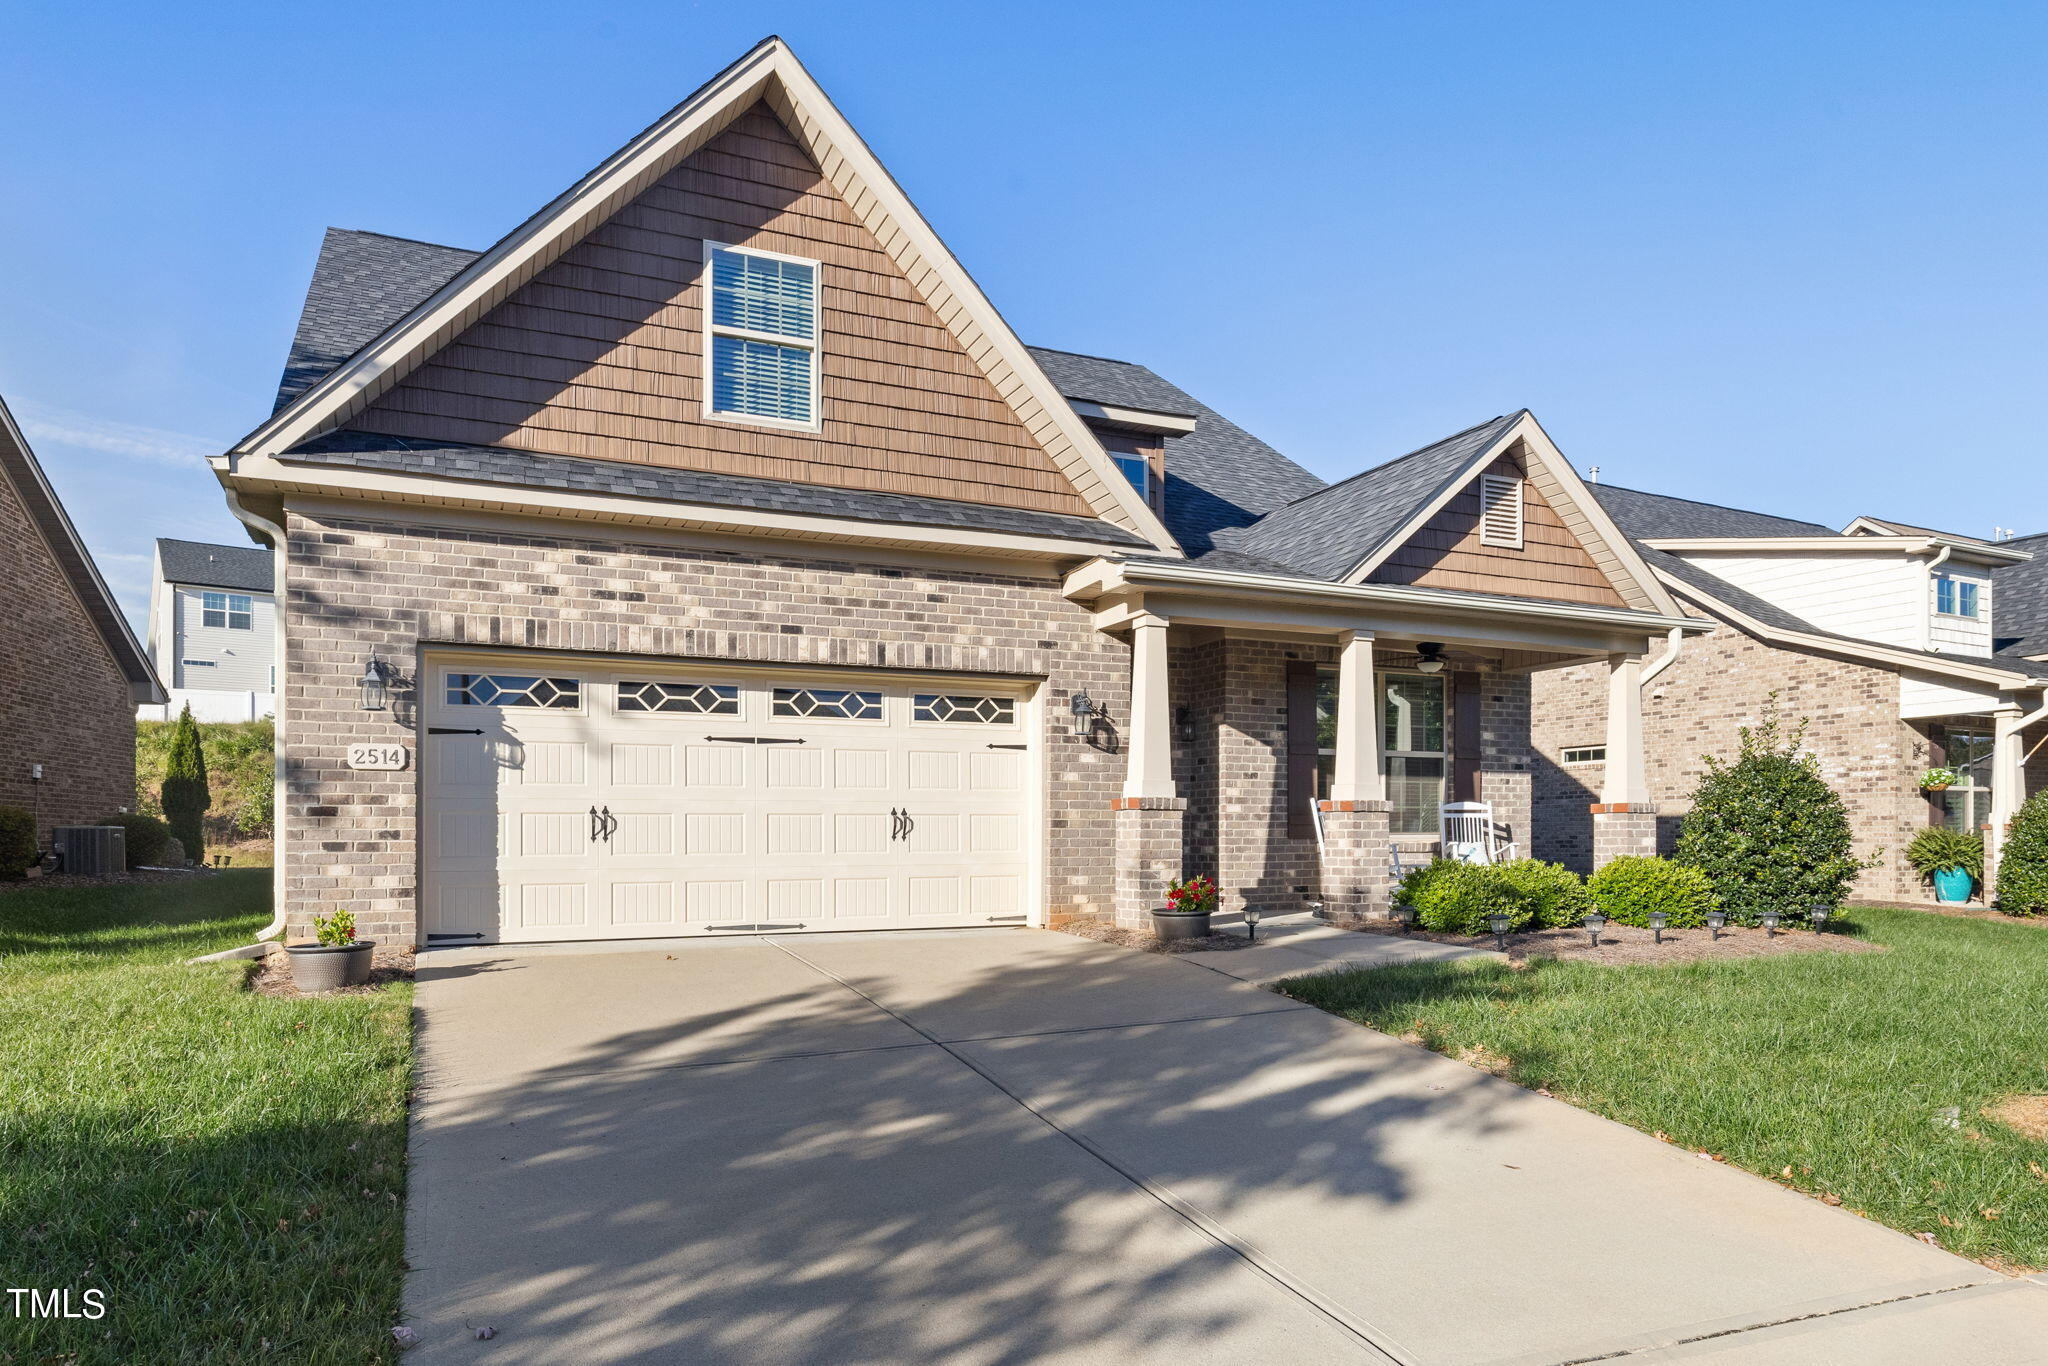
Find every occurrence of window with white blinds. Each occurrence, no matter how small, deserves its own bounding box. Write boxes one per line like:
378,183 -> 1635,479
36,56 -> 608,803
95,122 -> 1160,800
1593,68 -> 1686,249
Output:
1478,474 -> 1524,548
705,243 -> 819,426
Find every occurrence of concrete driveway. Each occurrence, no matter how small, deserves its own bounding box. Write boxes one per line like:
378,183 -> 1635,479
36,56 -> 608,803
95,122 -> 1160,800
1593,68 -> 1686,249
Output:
405,928 -> 2048,1365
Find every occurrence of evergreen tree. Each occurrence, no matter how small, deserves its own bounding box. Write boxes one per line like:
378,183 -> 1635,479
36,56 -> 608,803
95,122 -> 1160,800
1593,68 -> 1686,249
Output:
1995,790 -> 2048,916
1675,697 -> 1865,923
160,704 -> 211,864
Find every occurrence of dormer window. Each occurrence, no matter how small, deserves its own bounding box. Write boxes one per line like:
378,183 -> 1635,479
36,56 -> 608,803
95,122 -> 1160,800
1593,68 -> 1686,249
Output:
1935,574 -> 1981,619
1095,428 -> 1162,509
704,242 -> 819,428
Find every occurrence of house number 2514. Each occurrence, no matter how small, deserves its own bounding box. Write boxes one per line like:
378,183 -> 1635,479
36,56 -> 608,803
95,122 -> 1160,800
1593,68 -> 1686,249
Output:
346,743 -> 410,771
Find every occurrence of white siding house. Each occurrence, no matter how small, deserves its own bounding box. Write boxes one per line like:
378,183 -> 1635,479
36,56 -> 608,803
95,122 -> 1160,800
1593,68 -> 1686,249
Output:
139,538 -> 276,721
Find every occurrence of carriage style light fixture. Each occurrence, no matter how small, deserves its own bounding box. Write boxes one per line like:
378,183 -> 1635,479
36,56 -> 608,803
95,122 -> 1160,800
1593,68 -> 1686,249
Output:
1069,691 -> 1096,736
358,658 -> 391,712
1414,642 -> 1448,674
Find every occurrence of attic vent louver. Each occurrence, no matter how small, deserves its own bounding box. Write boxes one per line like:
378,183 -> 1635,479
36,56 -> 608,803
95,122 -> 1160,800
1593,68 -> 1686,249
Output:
1479,475 -> 1524,549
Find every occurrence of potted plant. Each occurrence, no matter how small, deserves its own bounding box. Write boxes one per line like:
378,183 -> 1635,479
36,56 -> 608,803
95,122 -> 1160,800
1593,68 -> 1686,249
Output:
285,909 -> 376,991
1905,826 -> 1983,905
1152,875 -> 1218,941
1920,767 -> 1960,792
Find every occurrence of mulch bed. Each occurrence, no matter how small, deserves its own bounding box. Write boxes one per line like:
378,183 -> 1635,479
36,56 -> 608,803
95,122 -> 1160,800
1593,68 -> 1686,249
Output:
1328,917 -> 1886,966
0,867 -> 216,896
1059,920 -> 1254,955
250,942 -> 416,998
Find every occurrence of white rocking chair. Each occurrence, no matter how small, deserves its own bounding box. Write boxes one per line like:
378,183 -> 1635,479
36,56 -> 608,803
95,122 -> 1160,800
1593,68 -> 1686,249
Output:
1439,802 -> 1518,866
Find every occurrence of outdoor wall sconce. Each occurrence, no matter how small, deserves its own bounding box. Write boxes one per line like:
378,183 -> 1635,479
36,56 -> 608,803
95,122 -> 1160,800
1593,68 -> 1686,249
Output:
1811,904 -> 1832,933
1650,910 -> 1668,945
1707,909 -> 1727,940
1488,909 -> 1512,951
1069,691 -> 1096,736
1174,705 -> 1194,742
1244,905 -> 1262,942
358,658 -> 391,711
1414,642 -> 1448,675
1761,910 -> 1782,938
1583,911 -> 1607,947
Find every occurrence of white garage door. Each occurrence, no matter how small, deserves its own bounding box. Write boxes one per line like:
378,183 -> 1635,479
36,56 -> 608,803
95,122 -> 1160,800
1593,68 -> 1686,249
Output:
420,654 -> 1038,944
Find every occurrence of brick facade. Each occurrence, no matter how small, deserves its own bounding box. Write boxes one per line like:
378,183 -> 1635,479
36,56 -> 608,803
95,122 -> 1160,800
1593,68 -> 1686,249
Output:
1530,620 -> 1940,899
0,472 -> 136,849
281,509 -> 1135,941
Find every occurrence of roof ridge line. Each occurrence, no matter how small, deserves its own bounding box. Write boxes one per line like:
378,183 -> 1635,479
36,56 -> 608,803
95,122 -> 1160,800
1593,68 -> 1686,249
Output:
1263,412 -> 1514,514
328,227 -> 481,254
1024,343 -> 1145,367
1594,479 -> 1835,531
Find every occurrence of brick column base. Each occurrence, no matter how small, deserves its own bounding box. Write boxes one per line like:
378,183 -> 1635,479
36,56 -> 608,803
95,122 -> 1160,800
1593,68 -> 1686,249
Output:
1589,803 -> 1659,867
1318,799 -> 1396,919
1113,797 -> 1188,929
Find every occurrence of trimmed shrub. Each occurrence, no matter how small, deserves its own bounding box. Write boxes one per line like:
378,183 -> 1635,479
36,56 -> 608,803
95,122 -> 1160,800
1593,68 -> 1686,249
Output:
1403,859 -> 1533,936
1995,790 -> 2048,916
95,812 -> 172,867
135,717 -> 273,844
1675,700 -> 1865,924
1904,826 -> 1983,883
0,805 -> 36,878
160,706 -> 211,865
1589,856 -> 1717,928
1494,859 -> 1592,928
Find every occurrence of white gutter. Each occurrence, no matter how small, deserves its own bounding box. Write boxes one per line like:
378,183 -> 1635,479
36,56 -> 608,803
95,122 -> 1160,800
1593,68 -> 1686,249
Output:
1639,626 -> 1685,689
222,489 -> 289,943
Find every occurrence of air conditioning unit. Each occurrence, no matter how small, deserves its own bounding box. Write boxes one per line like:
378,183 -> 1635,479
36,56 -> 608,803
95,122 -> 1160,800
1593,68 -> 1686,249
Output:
54,825 -> 126,877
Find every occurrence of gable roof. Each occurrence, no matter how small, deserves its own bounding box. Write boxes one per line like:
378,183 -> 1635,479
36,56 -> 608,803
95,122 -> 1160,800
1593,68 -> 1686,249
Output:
234,36 -> 1175,550
274,229 -> 478,413
1844,515 -> 1996,544
1210,414 -> 1523,580
155,537 -> 274,592
0,395 -> 163,702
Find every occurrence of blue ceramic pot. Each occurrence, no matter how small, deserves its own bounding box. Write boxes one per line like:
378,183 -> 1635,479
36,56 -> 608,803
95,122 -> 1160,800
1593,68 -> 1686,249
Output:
1932,867 -> 1974,905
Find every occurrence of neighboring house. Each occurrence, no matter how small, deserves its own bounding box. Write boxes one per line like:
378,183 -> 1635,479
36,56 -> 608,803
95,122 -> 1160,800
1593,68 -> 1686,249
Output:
0,393 -> 165,849
212,38 -> 1708,945
1531,486 -> 2048,900
138,538 -> 277,721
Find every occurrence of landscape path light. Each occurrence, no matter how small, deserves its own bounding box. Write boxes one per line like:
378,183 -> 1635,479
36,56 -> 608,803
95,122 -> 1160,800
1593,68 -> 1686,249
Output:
1651,910 -> 1668,945
1762,910 -> 1782,938
1810,903 -> 1832,933
1244,904 -> 1262,942
1707,909 -> 1727,940
1488,909 -> 1512,952
1583,911 -> 1607,948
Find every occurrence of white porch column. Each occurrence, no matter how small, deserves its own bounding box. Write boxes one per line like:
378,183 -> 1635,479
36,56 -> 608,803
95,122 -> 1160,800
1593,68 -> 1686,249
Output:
1987,705 -> 2027,878
1329,631 -> 1385,804
1601,652 -> 1650,806
1122,613 -> 1176,800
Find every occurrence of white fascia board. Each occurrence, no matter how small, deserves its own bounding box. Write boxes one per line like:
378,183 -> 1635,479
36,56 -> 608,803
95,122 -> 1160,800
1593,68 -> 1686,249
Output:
1066,401 -> 1199,435
224,454 -> 1143,562
1654,570 -> 2048,691
232,38 -> 1180,553
1645,535 -> 2032,564
1074,557 -> 1706,635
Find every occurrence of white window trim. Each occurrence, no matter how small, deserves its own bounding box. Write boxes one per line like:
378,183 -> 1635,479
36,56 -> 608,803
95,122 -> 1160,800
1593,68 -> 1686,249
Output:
1933,573 -> 1983,620
1561,745 -> 1606,765
1110,451 -> 1152,503
701,239 -> 823,434
1478,474 -> 1525,549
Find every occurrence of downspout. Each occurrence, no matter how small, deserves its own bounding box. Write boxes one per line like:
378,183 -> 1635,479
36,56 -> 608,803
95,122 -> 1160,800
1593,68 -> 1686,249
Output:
1638,626 -> 1685,690
1920,543 -> 1952,651
223,488 -> 289,943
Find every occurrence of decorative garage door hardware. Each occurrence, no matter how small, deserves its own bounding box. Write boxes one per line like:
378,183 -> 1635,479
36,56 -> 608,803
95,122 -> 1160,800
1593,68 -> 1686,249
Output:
426,931 -> 487,942
701,735 -> 806,744
986,743 -> 1028,750
587,806 -> 617,842
429,726 -> 484,735
889,808 -> 918,842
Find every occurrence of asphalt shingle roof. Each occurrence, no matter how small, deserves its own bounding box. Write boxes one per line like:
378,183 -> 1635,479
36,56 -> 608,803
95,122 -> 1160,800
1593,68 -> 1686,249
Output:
1205,413 -> 1523,581
273,229 -> 479,412
282,431 -> 1151,547
1588,483 -> 1835,540
1993,530 -> 2048,659
156,537 -> 273,592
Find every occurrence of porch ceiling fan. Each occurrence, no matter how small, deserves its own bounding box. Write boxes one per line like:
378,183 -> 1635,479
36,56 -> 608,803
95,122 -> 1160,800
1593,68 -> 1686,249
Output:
1398,641 -> 1491,673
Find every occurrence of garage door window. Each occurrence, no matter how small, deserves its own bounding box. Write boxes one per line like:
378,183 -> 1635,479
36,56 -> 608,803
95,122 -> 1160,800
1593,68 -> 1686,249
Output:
617,680 -> 740,715
772,687 -> 881,720
446,674 -> 582,709
912,694 -> 1016,724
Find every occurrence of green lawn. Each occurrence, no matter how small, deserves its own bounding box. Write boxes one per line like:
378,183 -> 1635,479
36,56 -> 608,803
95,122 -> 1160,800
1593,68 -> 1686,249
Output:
0,872 -> 411,1363
1280,906 -> 2048,1270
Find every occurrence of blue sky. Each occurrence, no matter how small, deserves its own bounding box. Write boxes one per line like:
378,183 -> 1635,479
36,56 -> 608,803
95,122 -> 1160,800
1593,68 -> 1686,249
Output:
5,2 -> 2045,627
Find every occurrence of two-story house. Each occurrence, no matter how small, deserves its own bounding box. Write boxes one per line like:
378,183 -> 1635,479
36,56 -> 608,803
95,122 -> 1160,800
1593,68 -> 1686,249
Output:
1531,486 -> 2048,900
139,537 -> 277,722
211,37 -> 1713,946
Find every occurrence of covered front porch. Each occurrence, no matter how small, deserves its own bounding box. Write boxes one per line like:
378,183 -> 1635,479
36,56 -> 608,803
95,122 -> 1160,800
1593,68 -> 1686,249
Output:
1067,559 -> 1708,928
1907,689 -> 2048,892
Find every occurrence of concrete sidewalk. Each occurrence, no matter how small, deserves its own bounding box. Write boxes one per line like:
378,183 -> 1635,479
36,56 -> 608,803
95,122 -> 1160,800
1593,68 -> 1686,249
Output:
404,927 -> 2045,1365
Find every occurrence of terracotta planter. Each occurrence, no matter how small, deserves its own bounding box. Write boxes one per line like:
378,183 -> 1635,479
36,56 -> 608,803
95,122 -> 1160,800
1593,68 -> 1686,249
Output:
285,941 -> 376,992
1150,909 -> 1213,941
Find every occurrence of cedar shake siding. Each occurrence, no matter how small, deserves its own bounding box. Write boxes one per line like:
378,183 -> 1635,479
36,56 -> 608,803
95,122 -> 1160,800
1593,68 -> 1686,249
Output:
1368,450 -> 1628,608
0,460 -> 138,847
351,103 -> 1093,519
